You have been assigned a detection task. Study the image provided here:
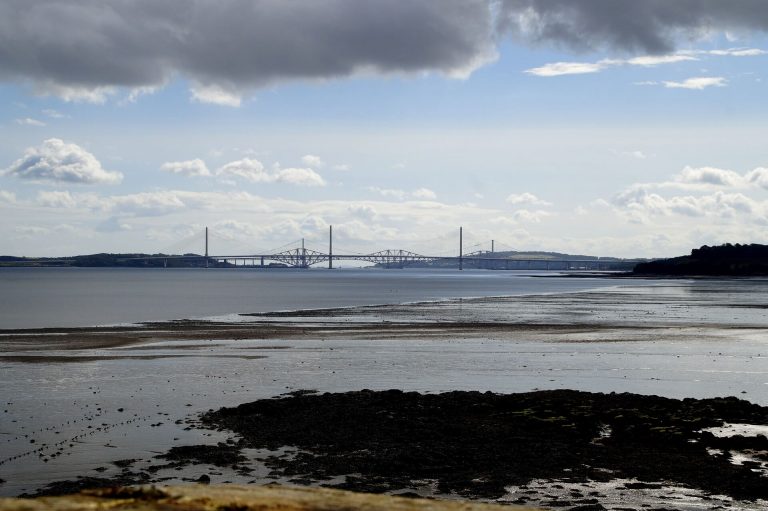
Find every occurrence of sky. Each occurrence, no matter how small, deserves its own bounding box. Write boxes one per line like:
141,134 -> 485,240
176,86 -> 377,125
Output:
2,0 -> 768,258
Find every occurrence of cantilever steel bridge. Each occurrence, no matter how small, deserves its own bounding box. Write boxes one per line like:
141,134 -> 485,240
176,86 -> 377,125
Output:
127,227 -> 642,270
216,248 -> 445,268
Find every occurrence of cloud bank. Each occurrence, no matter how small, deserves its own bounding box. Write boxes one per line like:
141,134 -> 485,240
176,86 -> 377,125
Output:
609,164 -> 768,225
5,1 -> 768,102
498,0 -> 768,54
0,0 -> 496,103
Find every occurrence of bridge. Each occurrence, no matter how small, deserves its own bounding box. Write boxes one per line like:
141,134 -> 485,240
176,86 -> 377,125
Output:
127,226 -> 646,271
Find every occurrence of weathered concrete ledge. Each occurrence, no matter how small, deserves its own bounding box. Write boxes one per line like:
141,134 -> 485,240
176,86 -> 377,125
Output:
0,484 -> 539,511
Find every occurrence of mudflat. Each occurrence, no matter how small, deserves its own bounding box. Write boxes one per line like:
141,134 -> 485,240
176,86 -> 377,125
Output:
0,320 -> 650,353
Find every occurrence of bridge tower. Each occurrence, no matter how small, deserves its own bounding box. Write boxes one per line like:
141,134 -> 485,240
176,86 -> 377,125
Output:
205,226 -> 209,268
329,225 -> 333,269
459,226 -> 463,271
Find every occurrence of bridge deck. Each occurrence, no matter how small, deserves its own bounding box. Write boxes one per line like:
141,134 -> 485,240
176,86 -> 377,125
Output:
121,253 -> 641,269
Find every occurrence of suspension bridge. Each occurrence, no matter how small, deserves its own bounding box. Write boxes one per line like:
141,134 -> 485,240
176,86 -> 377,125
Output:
127,226 -> 645,271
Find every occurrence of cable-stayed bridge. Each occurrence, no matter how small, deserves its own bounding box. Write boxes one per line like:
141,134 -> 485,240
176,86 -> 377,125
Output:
127,226 -> 645,271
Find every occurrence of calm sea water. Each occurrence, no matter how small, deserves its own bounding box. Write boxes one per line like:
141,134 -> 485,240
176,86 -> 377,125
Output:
0,267 -> 639,329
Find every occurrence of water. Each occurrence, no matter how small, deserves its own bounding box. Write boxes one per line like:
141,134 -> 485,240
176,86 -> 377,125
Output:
1,269 -> 767,503
0,267 -> 640,329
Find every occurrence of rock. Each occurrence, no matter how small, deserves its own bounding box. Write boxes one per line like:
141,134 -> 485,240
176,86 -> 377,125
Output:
200,389 -> 768,501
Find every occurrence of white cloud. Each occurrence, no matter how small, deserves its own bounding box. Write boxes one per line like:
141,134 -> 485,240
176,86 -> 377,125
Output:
4,138 -> 123,185
216,158 -> 269,182
190,84 -> 242,107
642,166 -> 766,192
301,155 -> 324,168
31,190 -> 192,216
367,187 -> 407,200
599,163 -> 768,230
35,83 -> 115,104
525,53 -> 696,77
511,209 -> 552,223
37,190 -> 77,208
273,166 -> 326,187
348,204 -> 377,221
210,219 -> 262,240
367,187 -> 437,200
106,191 -> 188,216
331,219 -> 400,243
506,192 -> 552,207
412,188 -> 437,200
216,158 -> 326,186
611,182 -> 765,224
525,61 -> 605,77
96,217 -> 133,232
626,54 -> 697,66
15,117 -> 46,127
708,48 -> 767,57
123,85 -> 160,104
663,76 -> 727,89
333,164 -> 351,171
675,166 -> 744,187
161,159 -> 212,177
746,167 -> 768,189
526,47 -> 764,80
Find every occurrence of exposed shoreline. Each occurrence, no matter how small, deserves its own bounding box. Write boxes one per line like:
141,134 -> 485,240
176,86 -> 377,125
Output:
21,389 -> 768,511
2,283 -> 768,508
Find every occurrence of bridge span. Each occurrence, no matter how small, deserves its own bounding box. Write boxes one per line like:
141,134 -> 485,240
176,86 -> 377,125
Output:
128,226 -> 644,271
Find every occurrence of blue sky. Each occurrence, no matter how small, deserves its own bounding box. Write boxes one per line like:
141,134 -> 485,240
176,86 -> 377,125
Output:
2,1 -> 768,258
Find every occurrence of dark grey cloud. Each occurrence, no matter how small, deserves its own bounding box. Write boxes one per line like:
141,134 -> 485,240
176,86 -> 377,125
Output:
5,1 -> 768,102
498,0 -> 768,54
0,0 -> 495,99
